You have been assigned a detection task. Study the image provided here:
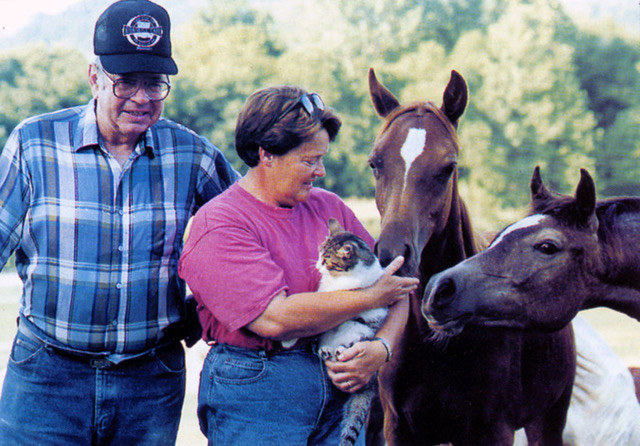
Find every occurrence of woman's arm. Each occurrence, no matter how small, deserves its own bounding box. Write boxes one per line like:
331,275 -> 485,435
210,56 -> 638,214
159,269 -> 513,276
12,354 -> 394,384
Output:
247,256 -> 417,341
323,295 -> 410,393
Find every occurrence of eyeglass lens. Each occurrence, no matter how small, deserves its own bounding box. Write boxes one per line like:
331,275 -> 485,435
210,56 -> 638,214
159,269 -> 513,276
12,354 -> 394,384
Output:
114,78 -> 170,100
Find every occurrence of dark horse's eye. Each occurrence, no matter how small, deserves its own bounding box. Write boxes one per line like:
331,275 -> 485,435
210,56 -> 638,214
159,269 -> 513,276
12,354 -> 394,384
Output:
534,241 -> 560,255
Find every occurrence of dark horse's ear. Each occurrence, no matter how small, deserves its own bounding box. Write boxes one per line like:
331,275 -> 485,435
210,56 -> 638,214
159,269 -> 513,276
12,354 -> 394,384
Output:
368,68 -> 400,118
530,166 -> 552,202
575,168 -> 596,226
530,166 -> 557,214
441,70 -> 468,126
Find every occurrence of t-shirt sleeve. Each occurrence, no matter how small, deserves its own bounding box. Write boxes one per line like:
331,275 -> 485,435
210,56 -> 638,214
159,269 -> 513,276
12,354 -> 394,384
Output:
179,211 -> 287,333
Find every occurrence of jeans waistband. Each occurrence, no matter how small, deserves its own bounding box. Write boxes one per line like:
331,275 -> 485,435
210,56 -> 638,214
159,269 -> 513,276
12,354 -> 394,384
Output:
209,340 -> 318,358
17,317 -> 177,368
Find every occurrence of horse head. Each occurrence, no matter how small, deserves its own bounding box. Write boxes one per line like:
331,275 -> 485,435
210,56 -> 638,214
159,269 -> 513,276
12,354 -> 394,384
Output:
368,68 -> 468,278
422,167 -> 600,334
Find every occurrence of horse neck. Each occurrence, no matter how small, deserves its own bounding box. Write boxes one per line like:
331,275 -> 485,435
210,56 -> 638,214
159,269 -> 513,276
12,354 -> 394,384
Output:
407,190 -> 480,338
590,204 -> 640,319
418,189 -> 480,284
596,202 -> 640,286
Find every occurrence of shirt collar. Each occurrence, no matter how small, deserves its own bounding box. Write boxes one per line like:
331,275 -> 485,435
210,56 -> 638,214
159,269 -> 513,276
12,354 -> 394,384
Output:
73,98 -> 156,159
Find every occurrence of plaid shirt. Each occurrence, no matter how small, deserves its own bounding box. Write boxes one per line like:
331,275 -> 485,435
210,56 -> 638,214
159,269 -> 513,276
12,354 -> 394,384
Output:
0,99 -> 238,356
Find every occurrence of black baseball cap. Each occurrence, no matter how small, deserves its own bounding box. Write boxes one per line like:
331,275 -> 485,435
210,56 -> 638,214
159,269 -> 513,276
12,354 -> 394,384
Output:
94,0 -> 178,75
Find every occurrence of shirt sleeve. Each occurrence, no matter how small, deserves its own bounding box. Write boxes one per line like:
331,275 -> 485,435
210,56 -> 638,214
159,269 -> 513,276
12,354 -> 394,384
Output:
179,208 -> 287,333
194,137 -> 240,209
0,127 -> 30,270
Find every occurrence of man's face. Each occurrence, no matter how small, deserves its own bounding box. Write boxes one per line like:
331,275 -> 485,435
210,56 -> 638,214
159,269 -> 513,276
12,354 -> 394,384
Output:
90,65 -> 166,146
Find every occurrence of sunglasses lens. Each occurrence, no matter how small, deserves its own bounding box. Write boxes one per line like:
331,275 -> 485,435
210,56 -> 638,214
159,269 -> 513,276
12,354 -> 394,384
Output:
311,94 -> 325,111
299,95 -> 314,115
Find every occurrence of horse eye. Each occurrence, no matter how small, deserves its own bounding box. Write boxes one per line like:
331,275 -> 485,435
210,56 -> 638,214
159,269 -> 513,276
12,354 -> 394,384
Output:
436,162 -> 457,183
534,241 -> 559,255
369,159 -> 382,179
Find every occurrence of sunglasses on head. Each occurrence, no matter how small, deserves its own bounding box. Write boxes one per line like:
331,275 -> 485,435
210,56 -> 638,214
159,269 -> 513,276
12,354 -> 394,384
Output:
275,93 -> 325,123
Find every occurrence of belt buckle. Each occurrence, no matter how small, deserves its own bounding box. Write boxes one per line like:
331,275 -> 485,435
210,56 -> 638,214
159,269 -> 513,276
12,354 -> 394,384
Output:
89,357 -> 112,369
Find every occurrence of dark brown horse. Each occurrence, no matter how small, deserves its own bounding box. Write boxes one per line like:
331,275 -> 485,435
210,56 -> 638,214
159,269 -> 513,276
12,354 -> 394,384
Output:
368,69 -> 576,445
423,166 -> 640,331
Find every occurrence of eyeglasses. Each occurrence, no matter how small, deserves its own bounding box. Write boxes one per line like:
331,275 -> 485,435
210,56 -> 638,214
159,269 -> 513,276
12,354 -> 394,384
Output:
275,93 -> 325,123
101,68 -> 171,101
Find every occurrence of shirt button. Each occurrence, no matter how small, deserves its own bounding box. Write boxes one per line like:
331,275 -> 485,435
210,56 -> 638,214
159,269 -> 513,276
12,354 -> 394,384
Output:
116,283 -> 122,289
112,320 -> 118,327
118,245 -> 123,252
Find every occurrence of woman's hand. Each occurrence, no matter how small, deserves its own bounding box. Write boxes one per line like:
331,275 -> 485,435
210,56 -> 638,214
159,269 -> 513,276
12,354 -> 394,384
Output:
368,256 -> 419,309
324,340 -> 389,393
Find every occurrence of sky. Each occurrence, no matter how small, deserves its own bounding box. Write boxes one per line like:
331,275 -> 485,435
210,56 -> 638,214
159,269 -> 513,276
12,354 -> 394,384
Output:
0,0 -> 82,35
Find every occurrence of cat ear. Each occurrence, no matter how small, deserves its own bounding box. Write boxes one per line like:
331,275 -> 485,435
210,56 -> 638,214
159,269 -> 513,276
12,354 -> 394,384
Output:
328,218 -> 344,235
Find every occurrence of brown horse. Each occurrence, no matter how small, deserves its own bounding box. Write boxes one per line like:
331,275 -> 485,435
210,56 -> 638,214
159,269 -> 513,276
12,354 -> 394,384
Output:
368,69 -> 576,445
423,166 -> 640,331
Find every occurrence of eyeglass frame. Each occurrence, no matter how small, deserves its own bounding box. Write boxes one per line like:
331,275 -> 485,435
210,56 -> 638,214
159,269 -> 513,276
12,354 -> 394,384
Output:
100,68 -> 171,101
274,93 -> 325,124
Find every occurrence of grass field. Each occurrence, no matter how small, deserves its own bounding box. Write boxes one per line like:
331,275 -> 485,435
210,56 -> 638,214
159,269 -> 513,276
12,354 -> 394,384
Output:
0,199 -> 637,444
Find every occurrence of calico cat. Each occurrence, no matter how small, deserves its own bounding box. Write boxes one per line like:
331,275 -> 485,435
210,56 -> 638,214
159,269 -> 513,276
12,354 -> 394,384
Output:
316,218 -> 387,446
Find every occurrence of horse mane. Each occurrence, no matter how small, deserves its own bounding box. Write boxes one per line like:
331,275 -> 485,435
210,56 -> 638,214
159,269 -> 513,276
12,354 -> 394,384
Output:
596,198 -> 640,244
532,195 -> 640,239
378,101 -> 461,154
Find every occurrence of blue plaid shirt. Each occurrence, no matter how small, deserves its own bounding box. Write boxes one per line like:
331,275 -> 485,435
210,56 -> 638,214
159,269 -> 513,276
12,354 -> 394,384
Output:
0,99 -> 238,355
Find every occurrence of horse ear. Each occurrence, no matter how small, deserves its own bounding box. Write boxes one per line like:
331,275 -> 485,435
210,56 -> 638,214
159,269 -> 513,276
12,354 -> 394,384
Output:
530,166 -> 553,203
441,70 -> 468,126
369,68 -> 400,118
575,168 -> 596,225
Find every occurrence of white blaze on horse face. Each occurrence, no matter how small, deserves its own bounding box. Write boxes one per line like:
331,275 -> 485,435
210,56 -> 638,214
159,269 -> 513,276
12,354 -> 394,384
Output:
488,214 -> 547,249
400,128 -> 427,191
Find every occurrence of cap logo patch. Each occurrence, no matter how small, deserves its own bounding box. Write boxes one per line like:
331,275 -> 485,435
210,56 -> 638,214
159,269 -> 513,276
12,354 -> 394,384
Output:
122,15 -> 163,49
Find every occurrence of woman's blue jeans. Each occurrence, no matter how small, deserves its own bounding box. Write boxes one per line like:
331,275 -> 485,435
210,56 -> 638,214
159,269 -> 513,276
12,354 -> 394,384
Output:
0,329 -> 186,445
198,343 -> 366,445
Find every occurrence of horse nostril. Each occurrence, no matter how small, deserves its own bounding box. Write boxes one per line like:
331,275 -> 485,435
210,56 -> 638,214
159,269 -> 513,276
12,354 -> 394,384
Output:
402,243 -> 412,264
433,277 -> 456,310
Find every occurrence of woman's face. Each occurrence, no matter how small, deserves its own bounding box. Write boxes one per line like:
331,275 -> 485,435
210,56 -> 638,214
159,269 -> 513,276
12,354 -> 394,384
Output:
270,129 -> 329,207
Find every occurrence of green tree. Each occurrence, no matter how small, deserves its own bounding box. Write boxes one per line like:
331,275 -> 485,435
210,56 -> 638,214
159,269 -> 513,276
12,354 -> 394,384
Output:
597,107 -> 640,197
445,0 -> 597,212
165,1 -> 283,172
0,45 -> 91,149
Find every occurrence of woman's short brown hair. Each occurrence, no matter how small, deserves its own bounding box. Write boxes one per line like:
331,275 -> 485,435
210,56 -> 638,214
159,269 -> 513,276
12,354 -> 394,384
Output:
235,86 -> 342,167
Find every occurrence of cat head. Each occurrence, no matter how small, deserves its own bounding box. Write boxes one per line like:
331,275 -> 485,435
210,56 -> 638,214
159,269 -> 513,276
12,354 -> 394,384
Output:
317,218 -> 377,274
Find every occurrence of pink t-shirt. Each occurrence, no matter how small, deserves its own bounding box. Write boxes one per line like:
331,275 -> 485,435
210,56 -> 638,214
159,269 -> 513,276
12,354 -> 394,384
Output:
178,183 -> 374,350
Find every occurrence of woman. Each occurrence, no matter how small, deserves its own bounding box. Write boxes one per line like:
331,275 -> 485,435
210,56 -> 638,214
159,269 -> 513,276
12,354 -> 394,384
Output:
178,85 -> 418,445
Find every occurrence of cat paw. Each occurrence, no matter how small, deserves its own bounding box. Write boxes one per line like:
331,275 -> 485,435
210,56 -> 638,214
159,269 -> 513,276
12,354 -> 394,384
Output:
318,347 -> 335,360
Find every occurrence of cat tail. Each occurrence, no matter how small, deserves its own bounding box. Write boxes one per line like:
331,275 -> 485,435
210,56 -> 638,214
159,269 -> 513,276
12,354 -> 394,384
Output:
339,383 -> 377,446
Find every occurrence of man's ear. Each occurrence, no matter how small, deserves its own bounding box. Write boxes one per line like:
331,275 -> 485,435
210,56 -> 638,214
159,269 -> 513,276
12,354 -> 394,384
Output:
88,64 -> 101,98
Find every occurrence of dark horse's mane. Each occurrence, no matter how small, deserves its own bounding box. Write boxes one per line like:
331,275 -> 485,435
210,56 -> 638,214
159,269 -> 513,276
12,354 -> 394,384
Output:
532,195 -> 640,243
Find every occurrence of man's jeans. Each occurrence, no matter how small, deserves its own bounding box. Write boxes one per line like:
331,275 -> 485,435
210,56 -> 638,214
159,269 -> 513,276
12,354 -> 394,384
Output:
198,342 -> 366,446
0,329 -> 185,445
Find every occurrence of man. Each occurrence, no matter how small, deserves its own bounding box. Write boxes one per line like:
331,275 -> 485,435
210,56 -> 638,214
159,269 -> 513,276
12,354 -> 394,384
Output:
0,0 -> 238,444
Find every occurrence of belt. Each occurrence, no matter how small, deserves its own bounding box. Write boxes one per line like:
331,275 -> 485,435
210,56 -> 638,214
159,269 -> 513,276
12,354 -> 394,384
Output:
17,319 -> 174,369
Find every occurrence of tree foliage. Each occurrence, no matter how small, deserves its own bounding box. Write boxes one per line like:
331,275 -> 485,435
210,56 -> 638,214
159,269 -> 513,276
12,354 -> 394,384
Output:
0,0 -> 637,230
